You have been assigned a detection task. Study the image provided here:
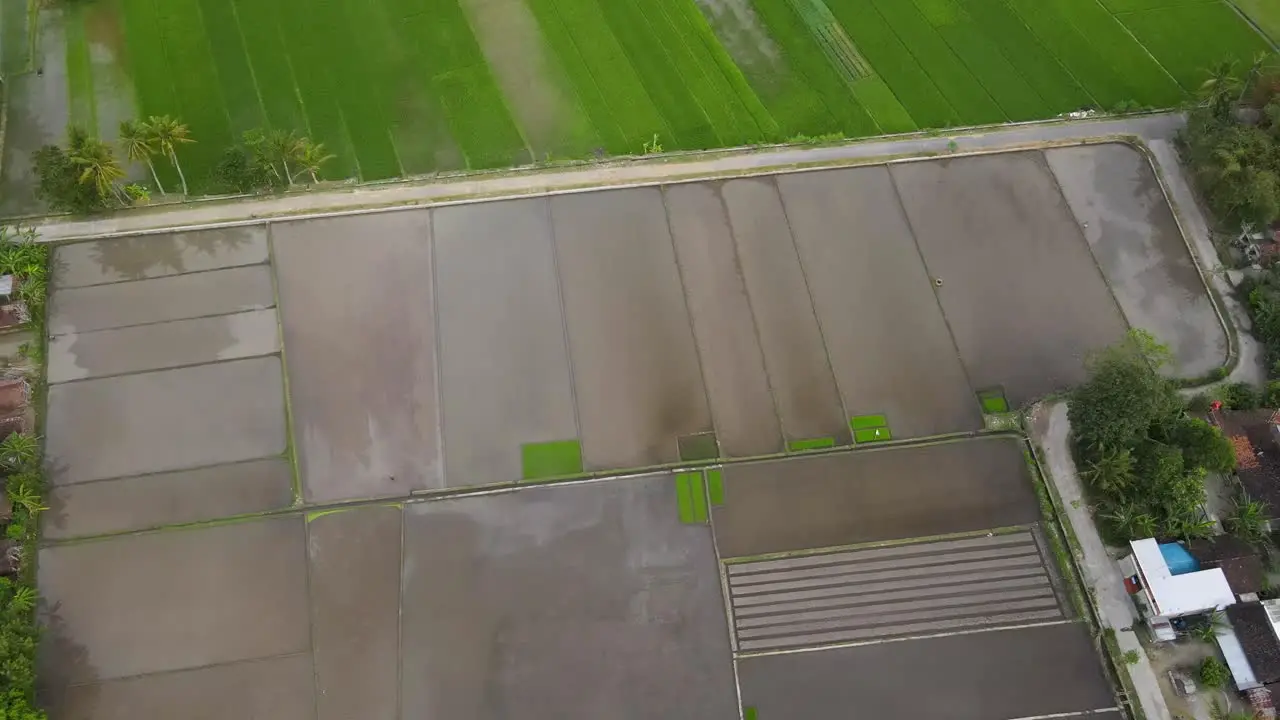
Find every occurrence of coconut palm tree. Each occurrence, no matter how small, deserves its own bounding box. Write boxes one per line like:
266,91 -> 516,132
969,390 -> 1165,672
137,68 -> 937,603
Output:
1082,446 -> 1134,495
118,119 -> 163,195
69,136 -> 126,203
294,138 -> 334,184
265,129 -> 303,186
145,115 -> 194,195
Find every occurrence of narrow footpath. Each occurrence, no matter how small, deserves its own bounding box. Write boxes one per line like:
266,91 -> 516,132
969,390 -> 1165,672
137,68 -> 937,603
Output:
1032,402 -> 1172,720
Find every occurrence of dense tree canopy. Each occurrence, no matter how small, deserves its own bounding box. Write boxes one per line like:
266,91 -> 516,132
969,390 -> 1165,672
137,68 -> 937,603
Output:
1070,331 -> 1234,543
1181,56 -> 1280,231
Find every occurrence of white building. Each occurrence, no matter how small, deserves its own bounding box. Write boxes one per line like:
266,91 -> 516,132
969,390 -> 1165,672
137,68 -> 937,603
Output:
1118,538 -> 1237,641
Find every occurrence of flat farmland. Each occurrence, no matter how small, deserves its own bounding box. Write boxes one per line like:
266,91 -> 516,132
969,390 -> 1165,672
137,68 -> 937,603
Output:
26,0 -> 1270,197
235,146 -> 1224,501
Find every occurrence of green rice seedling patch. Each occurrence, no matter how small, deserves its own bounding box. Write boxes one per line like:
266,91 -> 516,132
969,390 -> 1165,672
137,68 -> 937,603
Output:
849,413 -> 888,431
522,0 -> 630,152
432,64 -> 530,168
650,0 -> 778,144
707,468 -> 724,505
788,436 -> 835,452
854,426 -> 892,443
153,0 -> 233,182
739,0 -> 880,136
521,439 -> 584,480
529,0 -> 670,152
917,0 -> 1049,121
195,0 -> 264,134
978,388 -> 1009,414
675,470 -> 708,523
316,0 -> 403,179
399,0 -> 527,168
275,0 -> 357,179
229,0 -> 306,136
1117,3 -> 1272,92
0,0 -> 29,74
1233,0 -> 1280,42
850,76 -> 916,133
1002,0 -> 1136,109
1039,0 -> 1183,107
65,6 -> 96,130
827,0 -> 960,128
377,0 -> 465,173
118,0 -> 180,188
863,0 -> 1005,124
957,0 -> 1093,112
1098,0 -> 1212,11
595,0 -> 719,149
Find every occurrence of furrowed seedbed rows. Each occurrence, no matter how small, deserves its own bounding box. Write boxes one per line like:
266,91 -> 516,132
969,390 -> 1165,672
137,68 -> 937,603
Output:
29,0 -> 1272,191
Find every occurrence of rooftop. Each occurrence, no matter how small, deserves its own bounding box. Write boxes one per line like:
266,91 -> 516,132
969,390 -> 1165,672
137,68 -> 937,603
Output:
1189,536 -> 1267,596
1231,602 -> 1280,685
1131,538 -> 1235,617
1215,410 -> 1280,513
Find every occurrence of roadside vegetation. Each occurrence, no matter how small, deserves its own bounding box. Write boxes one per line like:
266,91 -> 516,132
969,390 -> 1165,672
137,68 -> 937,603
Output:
1070,330 -> 1235,543
0,226 -> 49,720
33,117 -> 334,212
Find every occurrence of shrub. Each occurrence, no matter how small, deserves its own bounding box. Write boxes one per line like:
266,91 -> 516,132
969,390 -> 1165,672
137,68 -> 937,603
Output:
1199,656 -> 1231,689
1221,381 -> 1261,410
1267,380 -> 1280,408
1187,392 -> 1214,413
32,129 -> 108,214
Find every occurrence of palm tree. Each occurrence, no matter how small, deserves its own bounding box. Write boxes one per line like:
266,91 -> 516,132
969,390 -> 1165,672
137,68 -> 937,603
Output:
265,130 -> 303,186
69,136 -> 126,202
1240,51 -> 1274,104
146,115 -> 194,195
1201,60 -> 1242,99
294,139 -> 334,184
1082,446 -> 1134,495
1226,494 -> 1270,547
1201,60 -> 1242,121
118,119 -> 163,195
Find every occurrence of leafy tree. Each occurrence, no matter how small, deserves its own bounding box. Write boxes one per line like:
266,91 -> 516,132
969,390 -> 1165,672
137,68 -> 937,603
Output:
1070,329 -> 1180,454
32,127 -> 107,214
1070,331 -> 1231,541
211,129 -> 334,193
145,115 -> 194,195
209,145 -> 272,194
69,135 -> 126,202
1221,381 -> 1262,410
1160,416 -> 1235,474
118,118 -> 163,195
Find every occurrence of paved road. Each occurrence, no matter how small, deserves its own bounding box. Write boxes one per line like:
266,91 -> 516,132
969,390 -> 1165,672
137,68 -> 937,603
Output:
27,114 -> 1184,242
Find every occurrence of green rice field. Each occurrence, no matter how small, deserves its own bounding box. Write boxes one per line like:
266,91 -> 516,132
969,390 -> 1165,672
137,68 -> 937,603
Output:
48,0 -> 1275,188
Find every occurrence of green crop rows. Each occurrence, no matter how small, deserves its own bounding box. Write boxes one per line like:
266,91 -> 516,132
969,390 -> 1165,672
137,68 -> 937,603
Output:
59,0 -> 1270,189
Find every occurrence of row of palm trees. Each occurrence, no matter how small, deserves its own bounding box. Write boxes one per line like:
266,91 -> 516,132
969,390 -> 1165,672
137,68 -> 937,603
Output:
68,116 -> 335,204
118,115 -> 193,196
63,115 -> 193,205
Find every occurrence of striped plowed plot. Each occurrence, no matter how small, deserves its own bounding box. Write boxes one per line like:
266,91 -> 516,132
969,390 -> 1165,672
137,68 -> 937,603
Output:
726,531 -> 1063,652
